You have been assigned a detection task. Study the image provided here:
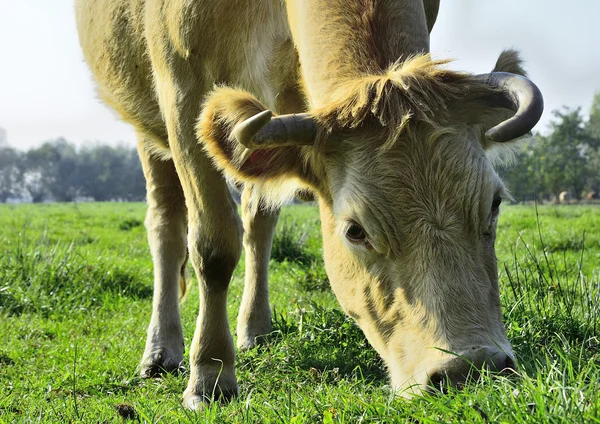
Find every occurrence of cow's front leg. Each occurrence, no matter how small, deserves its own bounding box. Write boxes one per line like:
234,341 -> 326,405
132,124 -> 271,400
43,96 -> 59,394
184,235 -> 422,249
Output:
237,184 -> 279,349
181,179 -> 242,408
145,18 -> 244,407
137,137 -> 188,377
152,94 -> 242,410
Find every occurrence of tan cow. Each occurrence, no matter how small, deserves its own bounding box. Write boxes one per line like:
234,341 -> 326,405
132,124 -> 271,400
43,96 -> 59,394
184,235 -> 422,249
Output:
76,0 -> 543,408
559,191 -> 571,204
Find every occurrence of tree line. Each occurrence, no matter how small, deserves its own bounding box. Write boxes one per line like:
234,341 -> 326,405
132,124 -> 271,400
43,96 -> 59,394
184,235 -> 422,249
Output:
498,92 -> 600,202
0,138 -> 145,203
0,92 -> 599,204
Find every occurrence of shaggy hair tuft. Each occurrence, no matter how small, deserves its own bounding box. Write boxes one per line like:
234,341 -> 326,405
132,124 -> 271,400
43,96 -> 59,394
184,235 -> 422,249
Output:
313,54 -> 498,138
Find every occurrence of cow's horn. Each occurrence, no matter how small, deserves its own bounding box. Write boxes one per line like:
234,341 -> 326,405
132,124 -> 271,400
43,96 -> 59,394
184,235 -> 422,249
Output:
233,110 -> 317,149
476,72 -> 544,142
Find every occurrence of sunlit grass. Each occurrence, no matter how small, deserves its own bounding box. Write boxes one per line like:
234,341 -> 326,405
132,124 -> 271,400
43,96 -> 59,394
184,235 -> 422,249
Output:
0,202 -> 599,422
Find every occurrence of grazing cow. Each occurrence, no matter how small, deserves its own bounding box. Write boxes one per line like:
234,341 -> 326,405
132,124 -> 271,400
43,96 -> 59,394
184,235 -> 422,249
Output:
585,191 -> 598,202
76,0 -> 543,407
559,191 -> 571,204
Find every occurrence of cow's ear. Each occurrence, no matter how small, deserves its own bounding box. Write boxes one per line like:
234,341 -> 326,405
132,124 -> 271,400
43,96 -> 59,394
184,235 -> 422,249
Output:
464,49 -> 541,149
197,87 -> 319,189
457,91 -> 519,149
491,49 -> 527,76
449,49 -> 542,153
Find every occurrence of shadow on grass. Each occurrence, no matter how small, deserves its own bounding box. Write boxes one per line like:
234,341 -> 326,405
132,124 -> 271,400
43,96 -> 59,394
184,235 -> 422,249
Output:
118,218 -> 143,231
271,221 -> 319,266
246,305 -> 387,384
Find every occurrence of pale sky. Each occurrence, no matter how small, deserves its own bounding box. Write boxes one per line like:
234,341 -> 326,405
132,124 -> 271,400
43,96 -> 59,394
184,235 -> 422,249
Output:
1,1 -> 599,149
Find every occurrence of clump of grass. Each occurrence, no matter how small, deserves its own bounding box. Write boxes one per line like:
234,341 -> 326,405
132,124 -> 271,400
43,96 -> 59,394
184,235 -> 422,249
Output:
294,261 -> 330,292
241,303 -> 385,387
271,220 -> 316,265
118,218 -> 142,231
0,231 -> 151,316
502,205 -> 600,379
544,236 -> 585,253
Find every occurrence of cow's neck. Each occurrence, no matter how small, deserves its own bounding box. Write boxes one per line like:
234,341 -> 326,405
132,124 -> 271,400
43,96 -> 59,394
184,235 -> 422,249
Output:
286,0 -> 430,108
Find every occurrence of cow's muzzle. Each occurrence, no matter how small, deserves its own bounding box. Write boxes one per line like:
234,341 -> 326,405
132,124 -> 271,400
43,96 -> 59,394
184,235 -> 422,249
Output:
427,346 -> 516,392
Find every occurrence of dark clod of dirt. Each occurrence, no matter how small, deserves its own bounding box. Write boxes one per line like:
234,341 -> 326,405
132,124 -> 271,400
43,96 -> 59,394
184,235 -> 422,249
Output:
0,353 -> 15,366
115,403 -> 138,421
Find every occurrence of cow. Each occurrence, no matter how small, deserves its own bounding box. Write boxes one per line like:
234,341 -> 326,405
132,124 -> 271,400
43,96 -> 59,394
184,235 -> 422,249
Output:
559,191 -> 571,204
75,0 -> 543,408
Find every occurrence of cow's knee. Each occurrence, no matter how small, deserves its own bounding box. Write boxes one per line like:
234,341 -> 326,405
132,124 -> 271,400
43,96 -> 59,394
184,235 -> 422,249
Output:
188,219 -> 242,291
200,251 -> 240,290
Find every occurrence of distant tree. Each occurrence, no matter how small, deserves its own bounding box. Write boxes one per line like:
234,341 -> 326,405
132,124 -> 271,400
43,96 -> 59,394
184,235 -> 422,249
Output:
0,145 -> 22,202
20,147 -> 49,202
43,139 -> 80,201
587,92 -> 600,144
78,144 -> 141,201
18,139 -> 80,202
584,92 -> 600,195
498,104 -> 600,202
497,135 -> 543,202
120,148 -> 146,201
586,148 -> 600,195
538,108 -> 591,200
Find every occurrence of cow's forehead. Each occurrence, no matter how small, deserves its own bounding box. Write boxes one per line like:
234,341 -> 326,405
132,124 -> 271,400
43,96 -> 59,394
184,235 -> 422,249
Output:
329,130 -> 503,243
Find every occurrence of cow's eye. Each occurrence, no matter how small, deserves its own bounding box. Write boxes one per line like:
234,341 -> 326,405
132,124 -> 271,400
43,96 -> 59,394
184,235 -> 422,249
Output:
346,222 -> 367,243
491,195 -> 502,217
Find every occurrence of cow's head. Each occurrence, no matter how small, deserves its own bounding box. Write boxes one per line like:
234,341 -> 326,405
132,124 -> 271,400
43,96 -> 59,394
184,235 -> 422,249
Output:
197,51 -> 542,395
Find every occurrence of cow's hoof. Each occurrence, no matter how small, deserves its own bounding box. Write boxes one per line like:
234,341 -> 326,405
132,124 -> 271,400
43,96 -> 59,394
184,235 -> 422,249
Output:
182,386 -> 238,410
139,349 -> 184,378
236,321 -> 272,350
236,332 -> 269,350
183,394 -> 208,411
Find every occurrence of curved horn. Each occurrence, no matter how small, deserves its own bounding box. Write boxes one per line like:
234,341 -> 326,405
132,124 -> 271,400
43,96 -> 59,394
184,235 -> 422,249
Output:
233,110 -> 317,149
475,72 -> 544,142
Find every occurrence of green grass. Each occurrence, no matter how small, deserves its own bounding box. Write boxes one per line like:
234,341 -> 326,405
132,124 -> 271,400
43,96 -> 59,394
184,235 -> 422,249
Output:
0,202 -> 599,422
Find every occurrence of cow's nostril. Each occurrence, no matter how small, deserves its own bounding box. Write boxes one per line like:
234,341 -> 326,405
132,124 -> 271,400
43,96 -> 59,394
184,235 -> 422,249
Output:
427,370 -> 448,393
504,356 -> 517,370
500,355 -> 516,373
489,353 -> 515,373
426,351 -> 516,393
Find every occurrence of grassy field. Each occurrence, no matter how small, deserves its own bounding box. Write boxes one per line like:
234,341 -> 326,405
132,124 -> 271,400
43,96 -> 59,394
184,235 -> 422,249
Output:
0,202 -> 599,423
